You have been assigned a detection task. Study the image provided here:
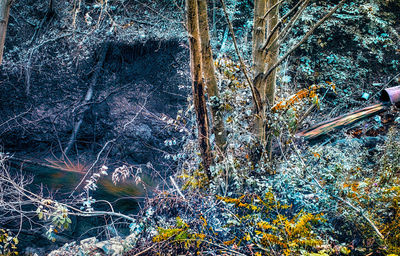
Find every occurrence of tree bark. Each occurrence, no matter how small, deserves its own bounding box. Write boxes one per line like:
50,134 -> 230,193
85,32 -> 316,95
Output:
252,0 -> 267,144
197,0 -> 226,151
264,0 -> 279,154
187,0 -> 212,179
0,0 -> 11,65
265,0 -> 279,106
252,0 -> 280,153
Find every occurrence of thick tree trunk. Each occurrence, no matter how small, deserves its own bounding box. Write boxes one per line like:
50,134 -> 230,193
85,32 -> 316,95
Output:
252,0 -> 267,144
0,0 -> 11,65
187,0 -> 212,179
265,0 -> 279,106
264,0 -> 279,154
197,0 -> 226,151
252,0 -> 280,154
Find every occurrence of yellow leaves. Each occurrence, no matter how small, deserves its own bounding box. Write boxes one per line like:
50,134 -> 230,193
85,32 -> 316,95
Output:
217,192 -> 325,255
326,81 -> 337,94
313,152 -> 321,158
152,216 -> 207,249
223,237 -> 236,246
271,84 -> 321,112
0,229 -> 18,255
121,21 -> 134,29
152,227 -> 184,242
257,221 -> 274,230
200,216 -> 207,227
256,211 -> 324,253
340,246 -> 351,255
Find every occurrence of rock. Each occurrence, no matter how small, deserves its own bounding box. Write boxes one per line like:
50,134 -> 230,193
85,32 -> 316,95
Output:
80,237 -> 98,252
48,236 -> 128,256
24,246 -> 44,256
94,237 -> 124,256
124,123 -> 153,142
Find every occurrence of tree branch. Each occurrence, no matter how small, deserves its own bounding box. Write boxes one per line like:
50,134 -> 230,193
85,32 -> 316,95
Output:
262,0 -> 285,20
219,0 -> 261,113
264,0 -> 347,81
262,0 -> 306,51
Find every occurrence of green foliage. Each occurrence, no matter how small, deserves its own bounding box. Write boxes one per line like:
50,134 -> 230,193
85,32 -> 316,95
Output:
152,217 -> 206,249
217,192 -> 327,255
0,229 -> 18,256
36,201 -> 72,242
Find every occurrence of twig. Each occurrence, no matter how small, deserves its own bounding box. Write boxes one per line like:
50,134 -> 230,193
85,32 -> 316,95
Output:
0,106 -> 32,128
291,143 -> 384,239
70,138 -> 116,196
219,0 -> 261,113
123,97 -> 148,130
368,72 -> 400,102
169,176 -> 185,200
132,242 -> 160,256
273,0 -> 309,49
261,0 -> 306,51
262,0 -> 285,20
29,0 -> 54,45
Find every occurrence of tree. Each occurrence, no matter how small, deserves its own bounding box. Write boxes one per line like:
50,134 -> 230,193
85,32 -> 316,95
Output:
197,0 -> 226,151
251,0 -> 347,153
186,0 -> 212,179
0,0 -> 12,65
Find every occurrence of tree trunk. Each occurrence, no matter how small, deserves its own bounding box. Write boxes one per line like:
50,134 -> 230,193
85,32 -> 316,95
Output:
197,0 -> 226,151
265,0 -> 279,106
187,0 -> 212,179
252,0 -> 267,144
252,0 -> 280,154
0,0 -> 11,65
264,0 -> 279,154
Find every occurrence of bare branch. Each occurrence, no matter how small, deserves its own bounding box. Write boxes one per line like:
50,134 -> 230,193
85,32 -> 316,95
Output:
262,0 -> 306,51
262,0 -> 285,20
219,0 -> 261,113
264,0 -> 347,81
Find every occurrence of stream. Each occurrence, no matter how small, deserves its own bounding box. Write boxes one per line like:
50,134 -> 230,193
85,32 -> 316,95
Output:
6,159 -> 153,254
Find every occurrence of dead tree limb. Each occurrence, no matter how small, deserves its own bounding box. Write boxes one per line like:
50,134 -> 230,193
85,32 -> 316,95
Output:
64,42 -> 109,156
296,103 -> 388,140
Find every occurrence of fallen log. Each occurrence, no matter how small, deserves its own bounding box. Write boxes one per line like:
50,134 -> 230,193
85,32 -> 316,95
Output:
296,103 -> 388,140
296,85 -> 400,140
64,42 -> 109,155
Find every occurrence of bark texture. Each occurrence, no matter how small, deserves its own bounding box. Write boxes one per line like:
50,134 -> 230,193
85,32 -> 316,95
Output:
265,0 -> 279,106
252,0 -> 267,144
252,0 -> 280,151
0,0 -> 11,65
197,0 -> 226,151
187,0 -> 212,179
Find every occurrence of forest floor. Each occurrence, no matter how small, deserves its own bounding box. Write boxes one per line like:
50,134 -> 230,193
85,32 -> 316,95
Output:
1,0 -> 400,255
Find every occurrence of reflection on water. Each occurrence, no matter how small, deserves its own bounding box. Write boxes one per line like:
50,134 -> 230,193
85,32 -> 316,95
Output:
14,161 -> 150,210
